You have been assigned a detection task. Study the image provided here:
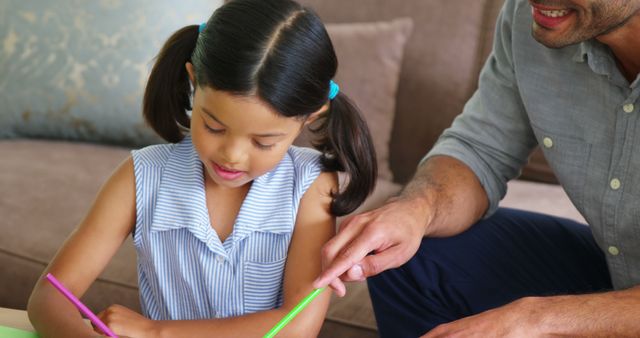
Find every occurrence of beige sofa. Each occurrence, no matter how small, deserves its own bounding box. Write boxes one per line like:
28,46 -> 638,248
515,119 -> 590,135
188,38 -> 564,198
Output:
0,0 -> 583,336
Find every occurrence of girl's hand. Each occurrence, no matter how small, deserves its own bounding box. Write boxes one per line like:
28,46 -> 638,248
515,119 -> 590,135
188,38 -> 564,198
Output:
95,304 -> 160,338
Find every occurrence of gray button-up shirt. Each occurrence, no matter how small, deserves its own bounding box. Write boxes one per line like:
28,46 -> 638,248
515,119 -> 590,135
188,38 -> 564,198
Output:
426,0 -> 640,290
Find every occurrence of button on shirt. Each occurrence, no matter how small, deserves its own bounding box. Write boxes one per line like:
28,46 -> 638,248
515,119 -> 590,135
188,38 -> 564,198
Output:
426,0 -> 640,289
131,135 -> 322,320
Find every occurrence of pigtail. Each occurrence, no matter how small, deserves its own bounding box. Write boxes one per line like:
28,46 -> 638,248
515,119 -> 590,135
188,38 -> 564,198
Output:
143,25 -> 200,143
312,93 -> 377,216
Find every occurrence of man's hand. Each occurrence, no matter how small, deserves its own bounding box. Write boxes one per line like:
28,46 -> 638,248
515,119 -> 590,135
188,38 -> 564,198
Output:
421,297 -> 539,338
313,195 -> 429,296
95,304 -> 159,338
313,156 -> 488,296
424,288 -> 640,337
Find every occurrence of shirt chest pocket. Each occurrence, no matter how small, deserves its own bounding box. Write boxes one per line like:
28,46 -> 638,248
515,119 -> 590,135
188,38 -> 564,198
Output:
243,258 -> 287,313
531,123 -> 591,209
241,233 -> 289,313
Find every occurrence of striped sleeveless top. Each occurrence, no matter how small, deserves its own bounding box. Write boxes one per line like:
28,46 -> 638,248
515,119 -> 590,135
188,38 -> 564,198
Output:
131,135 -> 322,320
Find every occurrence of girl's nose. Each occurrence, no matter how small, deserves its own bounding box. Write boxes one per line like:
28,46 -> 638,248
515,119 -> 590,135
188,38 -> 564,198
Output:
220,140 -> 245,165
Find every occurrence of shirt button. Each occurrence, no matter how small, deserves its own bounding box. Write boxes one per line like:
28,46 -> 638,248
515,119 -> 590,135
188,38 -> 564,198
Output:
623,103 -> 635,113
610,178 -> 621,190
542,137 -> 553,148
216,256 -> 225,264
608,246 -> 620,256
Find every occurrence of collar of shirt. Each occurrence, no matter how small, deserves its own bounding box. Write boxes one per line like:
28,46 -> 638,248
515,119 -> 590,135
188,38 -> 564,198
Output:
573,39 -> 639,89
149,135 -> 293,254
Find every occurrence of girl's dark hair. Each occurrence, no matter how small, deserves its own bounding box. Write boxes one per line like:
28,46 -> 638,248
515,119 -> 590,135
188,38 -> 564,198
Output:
143,0 -> 377,216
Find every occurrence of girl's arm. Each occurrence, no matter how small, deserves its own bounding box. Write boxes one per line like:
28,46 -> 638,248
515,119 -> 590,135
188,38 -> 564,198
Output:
27,157 -> 137,338
135,171 -> 337,338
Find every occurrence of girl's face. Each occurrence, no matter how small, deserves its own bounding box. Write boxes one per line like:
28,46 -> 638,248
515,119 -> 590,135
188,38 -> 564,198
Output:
190,85 -> 308,189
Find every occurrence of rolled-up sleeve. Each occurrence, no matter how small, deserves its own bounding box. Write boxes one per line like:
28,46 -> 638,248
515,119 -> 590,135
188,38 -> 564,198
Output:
423,0 -> 537,217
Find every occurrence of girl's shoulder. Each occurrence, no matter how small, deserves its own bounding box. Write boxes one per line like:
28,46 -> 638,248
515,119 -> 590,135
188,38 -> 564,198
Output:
284,146 -> 324,194
131,142 -> 178,168
287,145 -> 322,170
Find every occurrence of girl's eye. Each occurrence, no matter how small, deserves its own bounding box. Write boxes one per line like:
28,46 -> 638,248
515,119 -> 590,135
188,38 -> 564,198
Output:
204,124 -> 225,134
254,141 -> 275,150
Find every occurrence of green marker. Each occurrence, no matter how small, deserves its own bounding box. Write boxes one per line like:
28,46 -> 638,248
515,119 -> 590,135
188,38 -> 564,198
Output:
263,287 -> 326,338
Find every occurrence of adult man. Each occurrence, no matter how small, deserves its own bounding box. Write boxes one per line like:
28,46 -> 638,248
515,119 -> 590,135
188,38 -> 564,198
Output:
313,0 -> 640,336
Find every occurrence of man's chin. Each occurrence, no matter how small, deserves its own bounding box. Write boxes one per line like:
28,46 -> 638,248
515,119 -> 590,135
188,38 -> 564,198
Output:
531,27 -> 578,49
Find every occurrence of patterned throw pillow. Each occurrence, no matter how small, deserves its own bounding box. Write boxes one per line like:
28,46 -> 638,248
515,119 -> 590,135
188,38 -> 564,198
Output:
0,0 -> 220,147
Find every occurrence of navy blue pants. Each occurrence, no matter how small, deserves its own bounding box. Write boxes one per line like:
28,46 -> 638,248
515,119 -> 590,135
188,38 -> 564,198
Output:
367,208 -> 612,338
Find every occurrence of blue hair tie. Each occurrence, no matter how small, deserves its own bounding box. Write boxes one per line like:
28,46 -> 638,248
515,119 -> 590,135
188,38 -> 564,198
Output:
329,80 -> 340,100
199,22 -> 206,33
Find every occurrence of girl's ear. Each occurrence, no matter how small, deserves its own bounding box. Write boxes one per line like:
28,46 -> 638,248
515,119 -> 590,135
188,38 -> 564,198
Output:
304,102 -> 329,126
185,62 -> 196,86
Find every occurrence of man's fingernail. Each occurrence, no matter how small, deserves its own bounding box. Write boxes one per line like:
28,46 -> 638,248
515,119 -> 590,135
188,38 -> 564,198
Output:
352,265 -> 363,278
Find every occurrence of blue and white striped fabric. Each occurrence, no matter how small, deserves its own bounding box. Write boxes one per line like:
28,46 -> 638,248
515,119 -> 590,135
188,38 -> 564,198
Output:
131,134 -> 322,320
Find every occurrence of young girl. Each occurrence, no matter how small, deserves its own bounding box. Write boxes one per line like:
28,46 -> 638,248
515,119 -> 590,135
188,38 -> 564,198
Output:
27,0 -> 377,337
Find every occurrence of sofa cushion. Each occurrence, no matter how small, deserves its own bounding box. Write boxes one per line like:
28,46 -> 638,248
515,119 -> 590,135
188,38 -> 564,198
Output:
0,139 -> 401,334
296,19 -> 413,181
326,281 -> 377,331
0,1 -> 217,148
500,180 -> 584,223
0,139 -> 139,311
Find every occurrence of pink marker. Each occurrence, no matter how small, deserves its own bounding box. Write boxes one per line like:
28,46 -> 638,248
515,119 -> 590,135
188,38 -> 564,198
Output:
45,273 -> 118,337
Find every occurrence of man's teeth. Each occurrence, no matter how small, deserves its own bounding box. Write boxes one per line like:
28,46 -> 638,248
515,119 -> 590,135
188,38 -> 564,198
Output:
539,9 -> 570,17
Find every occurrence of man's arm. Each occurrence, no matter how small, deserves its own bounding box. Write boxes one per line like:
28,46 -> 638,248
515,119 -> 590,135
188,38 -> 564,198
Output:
536,287 -> 640,336
395,155 -> 489,238
313,155 -> 488,293
423,286 -> 640,337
